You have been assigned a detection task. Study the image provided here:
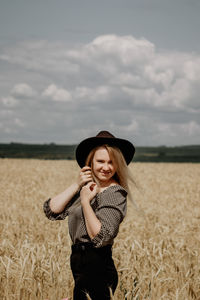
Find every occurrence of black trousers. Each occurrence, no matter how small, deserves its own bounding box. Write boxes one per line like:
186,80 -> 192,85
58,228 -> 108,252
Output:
70,243 -> 118,300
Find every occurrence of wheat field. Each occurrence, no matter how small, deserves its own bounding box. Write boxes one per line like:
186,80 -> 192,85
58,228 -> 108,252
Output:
0,159 -> 200,300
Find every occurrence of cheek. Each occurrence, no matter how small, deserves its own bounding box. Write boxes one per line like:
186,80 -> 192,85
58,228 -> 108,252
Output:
111,164 -> 116,172
112,169 -> 116,175
92,163 -> 100,173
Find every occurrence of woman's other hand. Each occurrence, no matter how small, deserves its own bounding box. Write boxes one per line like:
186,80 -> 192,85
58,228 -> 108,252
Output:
80,182 -> 99,203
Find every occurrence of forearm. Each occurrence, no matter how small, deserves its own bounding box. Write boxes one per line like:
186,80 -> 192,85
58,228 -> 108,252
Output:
81,201 -> 101,239
50,182 -> 80,213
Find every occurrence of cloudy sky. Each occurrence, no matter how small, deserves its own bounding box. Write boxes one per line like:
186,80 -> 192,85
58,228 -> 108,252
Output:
0,0 -> 200,146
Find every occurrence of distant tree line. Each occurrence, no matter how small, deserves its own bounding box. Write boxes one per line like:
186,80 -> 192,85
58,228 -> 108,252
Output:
0,143 -> 200,162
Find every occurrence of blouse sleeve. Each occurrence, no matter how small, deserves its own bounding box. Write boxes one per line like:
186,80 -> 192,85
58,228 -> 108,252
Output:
91,187 -> 127,248
43,192 -> 80,221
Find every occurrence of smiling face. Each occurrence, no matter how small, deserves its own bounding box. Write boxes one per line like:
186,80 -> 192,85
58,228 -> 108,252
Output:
92,146 -> 116,186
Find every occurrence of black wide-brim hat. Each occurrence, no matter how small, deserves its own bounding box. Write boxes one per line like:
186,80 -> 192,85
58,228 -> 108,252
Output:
75,131 -> 135,168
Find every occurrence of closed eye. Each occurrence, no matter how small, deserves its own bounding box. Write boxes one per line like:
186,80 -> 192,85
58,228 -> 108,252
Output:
97,160 -> 104,163
96,160 -> 113,164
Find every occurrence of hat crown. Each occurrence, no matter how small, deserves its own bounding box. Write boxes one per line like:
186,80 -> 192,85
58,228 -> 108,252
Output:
96,131 -> 115,138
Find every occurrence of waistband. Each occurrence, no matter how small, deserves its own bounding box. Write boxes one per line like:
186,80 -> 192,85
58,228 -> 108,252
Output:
71,242 -> 112,253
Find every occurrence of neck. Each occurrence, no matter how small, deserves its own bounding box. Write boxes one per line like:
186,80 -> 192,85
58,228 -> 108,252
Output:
99,179 -> 117,188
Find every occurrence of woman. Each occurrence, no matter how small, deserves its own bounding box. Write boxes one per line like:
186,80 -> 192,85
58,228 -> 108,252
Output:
43,131 -> 135,300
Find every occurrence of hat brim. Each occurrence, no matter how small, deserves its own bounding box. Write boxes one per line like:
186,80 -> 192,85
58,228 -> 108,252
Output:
75,136 -> 135,168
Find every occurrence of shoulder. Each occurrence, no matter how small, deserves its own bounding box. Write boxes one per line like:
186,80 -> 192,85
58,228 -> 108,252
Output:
98,185 -> 127,205
103,185 -> 127,196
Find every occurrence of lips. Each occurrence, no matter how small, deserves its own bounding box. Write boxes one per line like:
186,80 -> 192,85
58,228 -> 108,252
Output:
100,172 -> 111,176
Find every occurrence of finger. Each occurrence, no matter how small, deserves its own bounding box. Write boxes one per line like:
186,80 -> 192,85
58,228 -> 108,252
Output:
82,174 -> 93,181
90,183 -> 97,191
81,166 -> 91,172
82,171 -> 92,176
83,179 -> 93,185
81,177 -> 93,186
87,181 -> 95,185
80,172 -> 92,179
87,181 -> 96,188
91,184 -> 99,194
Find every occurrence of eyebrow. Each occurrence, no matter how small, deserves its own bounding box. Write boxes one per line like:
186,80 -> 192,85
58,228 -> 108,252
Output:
96,159 -> 112,163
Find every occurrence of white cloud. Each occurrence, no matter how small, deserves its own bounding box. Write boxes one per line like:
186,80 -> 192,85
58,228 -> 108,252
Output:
1,96 -> 18,108
42,84 -> 72,102
74,86 -> 93,99
157,120 -> 200,138
90,35 -> 155,65
66,35 -> 200,113
0,35 -> 200,145
110,73 -> 143,87
11,83 -> 36,98
183,58 -> 200,81
0,40 -> 79,75
124,119 -> 139,132
67,35 -> 154,64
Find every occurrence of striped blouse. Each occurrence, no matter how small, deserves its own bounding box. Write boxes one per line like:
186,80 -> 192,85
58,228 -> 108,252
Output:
43,185 -> 127,248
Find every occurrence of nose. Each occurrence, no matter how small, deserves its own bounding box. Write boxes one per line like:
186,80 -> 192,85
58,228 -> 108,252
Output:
102,163 -> 110,171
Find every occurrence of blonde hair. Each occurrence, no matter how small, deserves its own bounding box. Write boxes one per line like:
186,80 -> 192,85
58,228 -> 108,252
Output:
85,144 -> 137,205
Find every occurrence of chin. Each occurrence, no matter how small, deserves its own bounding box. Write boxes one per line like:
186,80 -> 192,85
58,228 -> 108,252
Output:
99,178 -> 110,182
98,176 -> 112,182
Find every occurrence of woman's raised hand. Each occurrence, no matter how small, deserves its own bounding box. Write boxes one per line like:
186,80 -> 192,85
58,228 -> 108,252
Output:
77,166 -> 93,189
